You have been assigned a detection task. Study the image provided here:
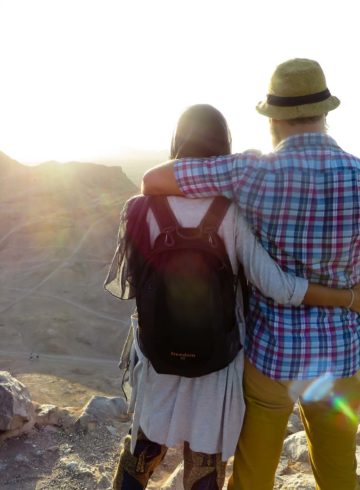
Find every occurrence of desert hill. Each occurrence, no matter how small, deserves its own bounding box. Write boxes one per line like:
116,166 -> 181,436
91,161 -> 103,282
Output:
38,148 -> 170,188
0,153 -> 137,360
98,148 -> 169,186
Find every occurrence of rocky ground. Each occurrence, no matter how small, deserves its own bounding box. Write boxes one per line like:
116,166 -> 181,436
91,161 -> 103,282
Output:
0,354 -> 128,490
0,421 -> 127,490
1,366 -> 359,490
0,356 -> 188,490
0,421 -> 197,490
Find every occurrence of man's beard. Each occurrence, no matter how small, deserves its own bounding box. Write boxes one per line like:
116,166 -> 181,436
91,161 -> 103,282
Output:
270,122 -> 281,148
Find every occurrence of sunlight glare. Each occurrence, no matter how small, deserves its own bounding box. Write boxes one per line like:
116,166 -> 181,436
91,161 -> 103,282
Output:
289,373 -> 359,426
1,0 -> 360,163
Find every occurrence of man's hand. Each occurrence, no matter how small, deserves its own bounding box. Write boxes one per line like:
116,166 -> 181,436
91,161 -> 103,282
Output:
141,161 -> 184,195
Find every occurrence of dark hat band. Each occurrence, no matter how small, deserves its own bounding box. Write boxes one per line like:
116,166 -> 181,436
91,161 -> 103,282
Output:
267,89 -> 331,107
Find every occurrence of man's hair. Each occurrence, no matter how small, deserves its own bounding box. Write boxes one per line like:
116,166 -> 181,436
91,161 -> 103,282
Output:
285,115 -> 324,126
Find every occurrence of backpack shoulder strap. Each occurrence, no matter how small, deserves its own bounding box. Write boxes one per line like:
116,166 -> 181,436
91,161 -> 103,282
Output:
149,196 -> 179,231
199,196 -> 249,315
200,196 -> 231,232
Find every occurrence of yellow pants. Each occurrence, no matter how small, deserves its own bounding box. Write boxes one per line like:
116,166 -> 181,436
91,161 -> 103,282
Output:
228,358 -> 360,490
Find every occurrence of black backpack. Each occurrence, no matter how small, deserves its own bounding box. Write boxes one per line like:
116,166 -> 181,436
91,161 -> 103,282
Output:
135,195 -> 244,378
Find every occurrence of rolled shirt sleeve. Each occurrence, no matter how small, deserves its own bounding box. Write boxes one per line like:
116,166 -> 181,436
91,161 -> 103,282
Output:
174,151 -> 264,201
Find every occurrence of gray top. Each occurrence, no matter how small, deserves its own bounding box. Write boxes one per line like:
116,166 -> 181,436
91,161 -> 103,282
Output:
128,197 -> 308,460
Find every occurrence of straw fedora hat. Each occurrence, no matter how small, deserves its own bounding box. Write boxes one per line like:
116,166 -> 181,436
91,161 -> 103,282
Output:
256,58 -> 340,120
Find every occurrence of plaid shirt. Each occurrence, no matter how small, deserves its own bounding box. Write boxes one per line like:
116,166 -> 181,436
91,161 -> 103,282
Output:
175,133 -> 360,380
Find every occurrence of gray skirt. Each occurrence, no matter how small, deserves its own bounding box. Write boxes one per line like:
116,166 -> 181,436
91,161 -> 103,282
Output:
128,313 -> 246,462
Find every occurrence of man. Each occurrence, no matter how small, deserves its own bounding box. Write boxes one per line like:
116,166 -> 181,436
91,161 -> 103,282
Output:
142,58 -> 360,490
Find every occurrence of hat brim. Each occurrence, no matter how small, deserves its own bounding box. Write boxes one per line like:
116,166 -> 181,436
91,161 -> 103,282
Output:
256,95 -> 340,119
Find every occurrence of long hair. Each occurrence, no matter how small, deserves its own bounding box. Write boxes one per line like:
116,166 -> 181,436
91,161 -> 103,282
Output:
104,105 -> 232,299
170,104 -> 232,159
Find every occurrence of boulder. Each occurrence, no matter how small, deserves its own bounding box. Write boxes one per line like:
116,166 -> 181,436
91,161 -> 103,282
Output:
0,371 -> 35,432
34,403 -> 76,428
282,431 -> 309,464
287,411 -> 304,435
76,395 -> 128,429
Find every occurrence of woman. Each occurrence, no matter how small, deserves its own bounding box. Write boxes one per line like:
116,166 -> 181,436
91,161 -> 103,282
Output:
105,104 -> 360,490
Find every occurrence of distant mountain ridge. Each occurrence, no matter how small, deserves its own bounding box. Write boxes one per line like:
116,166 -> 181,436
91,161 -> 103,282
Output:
115,150 -> 169,187
98,148 -> 169,185
0,150 -> 25,175
3,146 -> 169,187
43,150 -> 169,187
0,151 -> 137,358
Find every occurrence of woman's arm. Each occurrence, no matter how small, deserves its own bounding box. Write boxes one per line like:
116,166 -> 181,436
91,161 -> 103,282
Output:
235,214 -> 306,306
235,214 -> 360,312
142,162 -> 184,195
304,284 -> 360,313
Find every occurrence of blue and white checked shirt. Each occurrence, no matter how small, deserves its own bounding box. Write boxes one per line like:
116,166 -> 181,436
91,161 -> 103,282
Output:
175,133 -> 360,380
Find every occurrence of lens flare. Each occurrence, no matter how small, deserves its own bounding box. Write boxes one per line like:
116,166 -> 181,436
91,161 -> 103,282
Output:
331,395 -> 359,425
302,372 -> 334,402
291,372 -> 359,426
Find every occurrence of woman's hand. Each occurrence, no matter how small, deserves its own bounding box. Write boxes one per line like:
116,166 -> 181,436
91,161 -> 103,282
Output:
303,282 -> 360,311
350,284 -> 360,313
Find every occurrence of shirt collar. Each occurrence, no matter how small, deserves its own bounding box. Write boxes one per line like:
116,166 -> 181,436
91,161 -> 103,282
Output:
275,132 -> 340,152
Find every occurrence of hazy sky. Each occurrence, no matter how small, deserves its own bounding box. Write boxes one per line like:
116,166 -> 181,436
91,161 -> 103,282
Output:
1,0 -> 360,163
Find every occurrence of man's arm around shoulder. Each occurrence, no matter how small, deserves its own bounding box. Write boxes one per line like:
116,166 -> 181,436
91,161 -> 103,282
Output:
141,161 -> 184,196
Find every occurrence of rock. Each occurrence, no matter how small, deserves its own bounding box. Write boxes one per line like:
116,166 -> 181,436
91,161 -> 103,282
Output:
282,431 -> 310,464
275,471 -> 316,489
43,425 -> 60,433
97,474 -> 112,488
287,411 -> 304,434
62,459 -> 79,472
14,454 -> 29,463
0,371 -> 35,432
61,457 -> 95,476
146,446 -> 185,490
62,444 -> 73,455
106,425 -> 118,436
160,462 -> 184,490
35,403 -> 75,428
76,395 -> 128,429
47,445 -> 59,453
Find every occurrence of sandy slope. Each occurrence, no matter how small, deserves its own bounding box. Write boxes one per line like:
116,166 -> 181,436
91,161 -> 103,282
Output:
0,154 -> 137,360
0,153 -> 141,488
